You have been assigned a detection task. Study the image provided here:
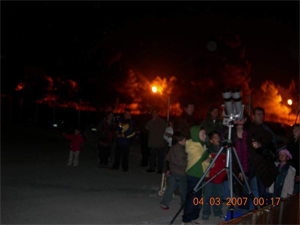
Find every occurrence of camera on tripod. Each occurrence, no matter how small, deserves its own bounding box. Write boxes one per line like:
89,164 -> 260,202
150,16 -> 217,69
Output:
222,88 -> 244,127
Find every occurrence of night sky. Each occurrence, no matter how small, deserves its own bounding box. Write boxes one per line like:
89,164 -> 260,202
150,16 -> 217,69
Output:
2,2 -> 299,118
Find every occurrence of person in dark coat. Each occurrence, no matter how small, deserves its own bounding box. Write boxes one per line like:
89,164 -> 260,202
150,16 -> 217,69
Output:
173,102 -> 195,139
287,123 -> 300,193
145,107 -> 167,174
111,109 -> 135,172
246,108 -> 279,207
97,111 -> 115,168
139,110 -> 152,167
200,106 -> 224,145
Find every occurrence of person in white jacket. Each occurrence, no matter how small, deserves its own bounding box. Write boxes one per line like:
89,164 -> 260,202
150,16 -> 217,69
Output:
268,149 -> 296,198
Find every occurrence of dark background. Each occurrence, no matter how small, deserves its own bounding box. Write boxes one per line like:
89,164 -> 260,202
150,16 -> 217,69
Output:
1,1 -> 299,127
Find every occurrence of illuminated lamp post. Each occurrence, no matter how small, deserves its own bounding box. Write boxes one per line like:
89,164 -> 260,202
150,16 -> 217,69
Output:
151,86 -> 170,122
287,99 -> 292,125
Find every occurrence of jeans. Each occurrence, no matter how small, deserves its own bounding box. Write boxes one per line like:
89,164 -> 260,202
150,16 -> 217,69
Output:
222,180 -> 230,201
67,151 -> 80,166
203,182 -> 223,217
256,176 -> 270,207
182,176 -> 203,223
113,145 -> 129,170
161,173 -> 187,207
248,176 -> 259,210
149,147 -> 164,172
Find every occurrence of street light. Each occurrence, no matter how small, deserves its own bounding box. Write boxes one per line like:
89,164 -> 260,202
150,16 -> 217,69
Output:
152,86 -> 157,93
287,99 -> 293,125
151,85 -> 170,122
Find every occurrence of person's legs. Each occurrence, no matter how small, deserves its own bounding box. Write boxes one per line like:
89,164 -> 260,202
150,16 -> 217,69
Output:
140,132 -> 149,166
112,145 -> 121,169
212,183 -> 223,217
182,176 -> 202,223
73,151 -> 80,166
158,148 -> 165,173
103,146 -> 111,166
161,174 -> 177,207
248,176 -> 259,210
67,151 -> 73,166
202,182 -> 213,217
177,174 -> 187,206
149,148 -> 157,170
122,147 -> 129,171
222,180 -> 230,201
256,176 -> 270,207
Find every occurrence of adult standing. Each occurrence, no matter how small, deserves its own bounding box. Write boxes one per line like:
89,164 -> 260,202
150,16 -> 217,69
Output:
97,111 -> 115,168
139,110 -> 152,167
173,102 -> 195,139
254,107 -> 278,153
287,124 -> 300,193
200,106 -> 223,141
111,109 -> 135,172
145,107 -> 167,174
246,107 -> 278,207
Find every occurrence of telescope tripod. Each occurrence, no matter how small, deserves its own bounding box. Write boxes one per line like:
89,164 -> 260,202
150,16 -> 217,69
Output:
169,124 -> 258,225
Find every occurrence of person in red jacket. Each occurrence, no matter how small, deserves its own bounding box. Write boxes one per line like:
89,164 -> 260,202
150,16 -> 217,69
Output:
63,128 -> 84,167
202,131 -> 226,220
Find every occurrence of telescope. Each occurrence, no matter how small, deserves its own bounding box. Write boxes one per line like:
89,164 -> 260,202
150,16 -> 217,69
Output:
222,88 -> 244,126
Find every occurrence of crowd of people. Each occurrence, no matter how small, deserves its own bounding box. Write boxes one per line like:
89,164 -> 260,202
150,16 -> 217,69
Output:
62,102 -> 299,225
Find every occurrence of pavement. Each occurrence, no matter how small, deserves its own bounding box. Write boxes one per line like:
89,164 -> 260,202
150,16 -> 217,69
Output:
1,123 -> 228,224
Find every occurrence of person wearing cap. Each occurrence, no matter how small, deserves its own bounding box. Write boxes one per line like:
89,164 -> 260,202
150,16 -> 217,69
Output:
268,149 -> 296,198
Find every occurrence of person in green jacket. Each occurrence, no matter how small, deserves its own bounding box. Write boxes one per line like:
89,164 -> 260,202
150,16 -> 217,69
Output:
182,126 -> 211,225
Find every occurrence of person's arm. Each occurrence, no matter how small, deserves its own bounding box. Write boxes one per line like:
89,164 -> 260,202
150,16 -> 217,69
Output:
126,120 -> 135,139
285,168 -> 295,196
63,133 -> 72,140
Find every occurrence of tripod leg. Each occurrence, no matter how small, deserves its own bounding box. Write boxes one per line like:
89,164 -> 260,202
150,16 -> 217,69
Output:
192,146 -> 225,192
169,191 -> 193,225
232,146 -> 259,210
228,147 -> 234,219
170,146 -> 227,224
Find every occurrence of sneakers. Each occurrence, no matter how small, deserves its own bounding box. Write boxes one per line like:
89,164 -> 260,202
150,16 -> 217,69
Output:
191,218 -> 201,224
202,214 -> 209,220
160,205 -> 169,210
181,221 -> 199,225
215,214 -> 225,219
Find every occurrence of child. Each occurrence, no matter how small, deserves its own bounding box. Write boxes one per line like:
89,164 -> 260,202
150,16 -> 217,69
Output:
160,132 -> 187,210
202,131 -> 226,220
268,149 -> 296,198
63,128 -> 84,167
182,126 -> 210,225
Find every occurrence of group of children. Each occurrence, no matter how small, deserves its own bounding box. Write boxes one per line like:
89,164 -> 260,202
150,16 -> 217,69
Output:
159,125 -> 297,225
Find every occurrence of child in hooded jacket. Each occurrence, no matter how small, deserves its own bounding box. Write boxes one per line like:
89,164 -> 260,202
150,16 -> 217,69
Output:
182,126 -> 210,225
268,149 -> 295,198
